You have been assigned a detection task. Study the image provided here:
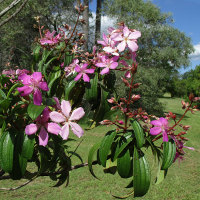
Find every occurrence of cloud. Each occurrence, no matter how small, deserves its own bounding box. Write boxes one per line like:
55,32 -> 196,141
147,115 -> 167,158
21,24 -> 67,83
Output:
190,43 -> 200,61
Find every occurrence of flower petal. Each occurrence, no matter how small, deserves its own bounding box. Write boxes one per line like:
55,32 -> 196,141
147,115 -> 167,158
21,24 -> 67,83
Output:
61,100 -> 71,118
39,127 -> 49,146
50,111 -> 65,123
41,107 -> 50,122
100,67 -> 110,75
74,73 -> 82,81
75,65 -> 81,73
18,86 -> 33,96
39,82 -> 49,91
127,40 -> 138,52
33,89 -> 42,105
69,122 -> 84,138
109,62 -> 118,69
32,72 -> 42,82
60,123 -> 69,140
150,119 -> 162,126
85,69 -> 95,74
162,131 -> 168,142
18,74 -> 31,85
150,127 -> 162,135
83,74 -> 90,82
117,41 -> 126,52
47,122 -> 61,135
159,117 -> 168,126
53,97 -> 61,110
129,31 -> 141,40
70,107 -> 85,121
25,123 -> 38,135
95,63 -> 106,68
123,26 -> 130,37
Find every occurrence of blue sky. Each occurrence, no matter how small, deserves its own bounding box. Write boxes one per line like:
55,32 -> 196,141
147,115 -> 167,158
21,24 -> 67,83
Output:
90,0 -> 200,74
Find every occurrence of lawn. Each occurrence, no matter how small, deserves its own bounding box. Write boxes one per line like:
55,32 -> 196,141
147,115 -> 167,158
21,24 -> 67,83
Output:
0,97 -> 200,200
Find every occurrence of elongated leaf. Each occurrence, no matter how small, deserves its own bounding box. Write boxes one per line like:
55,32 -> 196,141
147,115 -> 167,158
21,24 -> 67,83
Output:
85,73 -> 98,103
88,142 -> 101,179
99,130 -> 116,167
113,136 -> 132,161
38,49 -> 53,72
117,148 -> 132,178
27,104 -> 45,120
155,167 -> 168,185
47,66 -> 61,96
65,80 -> 76,100
6,83 -> 20,98
161,139 -> 176,170
43,57 -> 58,80
0,89 -> 6,99
104,158 -> 117,174
21,134 -> 35,160
131,119 -> 145,148
0,99 -> 10,112
134,148 -> 151,197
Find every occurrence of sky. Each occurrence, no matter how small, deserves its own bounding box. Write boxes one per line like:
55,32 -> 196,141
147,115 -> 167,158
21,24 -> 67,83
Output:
89,0 -> 200,74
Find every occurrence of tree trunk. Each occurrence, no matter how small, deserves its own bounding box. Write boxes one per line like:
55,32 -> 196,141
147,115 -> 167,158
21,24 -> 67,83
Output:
95,0 -> 102,44
83,0 -> 89,51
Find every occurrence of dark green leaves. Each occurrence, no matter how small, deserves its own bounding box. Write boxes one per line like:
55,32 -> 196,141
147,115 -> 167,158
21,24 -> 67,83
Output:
27,104 -> 45,120
133,148 -> 151,197
99,130 -> 116,167
131,119 -> 145,148
161,139 -> 176,170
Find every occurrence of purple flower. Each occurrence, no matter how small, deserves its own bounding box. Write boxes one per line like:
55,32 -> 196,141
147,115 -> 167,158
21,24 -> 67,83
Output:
50,100 -> 85,140
95,56 -> 119,75
17,72 -> 49,105
25,107 -> 61,146
150,117 -> 169,142
65,59 -> 79,78
40,31 -> 61,46
74,63 -> 95,82
113,26 -> 141,52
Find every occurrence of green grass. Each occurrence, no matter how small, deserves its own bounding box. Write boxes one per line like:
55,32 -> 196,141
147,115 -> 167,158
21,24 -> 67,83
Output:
0,97 -> 200,200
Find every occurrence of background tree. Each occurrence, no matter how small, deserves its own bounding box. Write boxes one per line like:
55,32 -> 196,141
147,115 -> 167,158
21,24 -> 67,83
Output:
102,0 -> 194,114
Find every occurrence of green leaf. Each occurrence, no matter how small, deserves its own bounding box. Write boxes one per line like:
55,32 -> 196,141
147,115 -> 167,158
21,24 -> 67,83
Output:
103,158 -> 117,174
99,130 -> 116,167
85,73 -> 98,103
117,148 -> 132,178
155,166 -> 168,185
6,83 -> 20,98
0,89 -> 6,99
161,139 -> 176,170
0,99 -> 10,112
38,49 -> 53,72
47,66 -> 61,96
21,134 -> 35,160
133,148 -> 151,197
113,136 -> 132,161
27,104 -> 45,120
64,80 -> 76,100
130,119 -> 145,148
33,45 -> 41,63
88,141 -> 101,179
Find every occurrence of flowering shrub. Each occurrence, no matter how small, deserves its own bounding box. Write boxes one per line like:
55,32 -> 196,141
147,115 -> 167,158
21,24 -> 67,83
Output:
0,4 -> 199,198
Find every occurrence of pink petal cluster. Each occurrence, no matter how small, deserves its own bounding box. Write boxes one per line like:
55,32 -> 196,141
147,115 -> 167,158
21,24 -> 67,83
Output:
50,100 -> 85,140
17,72 -> 49,105
64,59 -> 79,78
40,30 -> 61,46
150,117 -> 169,142
74,63 -> 95,82
113,26 -> 141,52
95,56 -> 119,75
98,25 -> 141,54
25,107 -> 61,146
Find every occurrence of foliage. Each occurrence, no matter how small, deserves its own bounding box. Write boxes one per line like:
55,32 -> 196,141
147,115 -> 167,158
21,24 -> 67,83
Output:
0,4 -> 198,199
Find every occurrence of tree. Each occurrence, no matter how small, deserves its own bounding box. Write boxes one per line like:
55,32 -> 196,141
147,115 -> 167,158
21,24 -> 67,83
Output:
0,0 -> 77,71
102,0 -> 194,114
95,0 -> 102,43
83,0 -> 89,50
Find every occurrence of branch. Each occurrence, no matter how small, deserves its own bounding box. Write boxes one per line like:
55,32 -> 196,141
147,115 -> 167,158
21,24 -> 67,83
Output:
0,0 -> 28,28
0,0 -> 22,18
0,160 -> 99,190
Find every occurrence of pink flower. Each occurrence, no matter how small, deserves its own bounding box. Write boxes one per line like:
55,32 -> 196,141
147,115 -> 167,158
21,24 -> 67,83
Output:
25,107 -> 61,146
74,63 -> 95,82
113,26 -> 141,52
50,100 -> 85,140
65,59 -> 79,77
150,117 -> 169,142
95,56 -> 119,75
17,72 -> 49,105
40,30 -> 61,45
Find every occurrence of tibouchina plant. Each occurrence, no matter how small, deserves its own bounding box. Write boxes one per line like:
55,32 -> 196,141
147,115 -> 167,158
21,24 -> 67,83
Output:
0,4 -> 198,198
